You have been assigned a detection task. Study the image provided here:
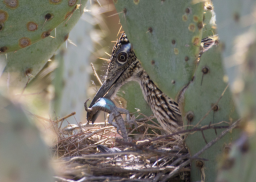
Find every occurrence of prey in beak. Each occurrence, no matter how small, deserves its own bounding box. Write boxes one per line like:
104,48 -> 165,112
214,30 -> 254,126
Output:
85,71 -> 126,123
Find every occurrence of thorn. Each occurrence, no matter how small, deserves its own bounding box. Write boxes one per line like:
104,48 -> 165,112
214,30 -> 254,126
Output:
104,52 -> 111,57
98,57 -> 110,62
108,11 -> 123,17
117,25 -> 122,36
65,4 -> 81,25
42,19 -> 48,30
214,128 -> 217,135
68,39 -> 77,47
201,130 -> 208,144
54,112 -> 76,123
121,8 -> 127,24
42,13 -> 52,30
201,67 -> 209,86
26,73 -> 34,79
146,27 -> 153,34
201,73 -> 204,86
96,0 -> 101,6
91,62 -> 103,85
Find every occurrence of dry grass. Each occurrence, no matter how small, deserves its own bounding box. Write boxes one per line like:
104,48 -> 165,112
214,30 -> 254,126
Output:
51,114 -> 190,182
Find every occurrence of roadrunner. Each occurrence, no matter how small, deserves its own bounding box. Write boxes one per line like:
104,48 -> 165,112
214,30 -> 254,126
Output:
87,33 -> 216,134
87,33 -> 183,134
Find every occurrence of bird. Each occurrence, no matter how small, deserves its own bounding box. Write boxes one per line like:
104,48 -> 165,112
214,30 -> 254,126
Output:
86,33 -> 217,134
87,33 -> 183,134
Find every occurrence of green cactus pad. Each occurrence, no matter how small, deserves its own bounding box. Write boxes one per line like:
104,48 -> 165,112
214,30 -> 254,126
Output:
114,0 -> 204,100
180,45 -> 240,182
0,0 -> 85,54
0,93 -> 53,182
118,81 -> 153,117
117,81 -> 158,137
1,0 -> 87,93
213,0 -> 256,118
51,16 -> 93,127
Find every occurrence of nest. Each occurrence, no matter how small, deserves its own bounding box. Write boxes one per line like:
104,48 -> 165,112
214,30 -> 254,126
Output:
52,115 -> 190,182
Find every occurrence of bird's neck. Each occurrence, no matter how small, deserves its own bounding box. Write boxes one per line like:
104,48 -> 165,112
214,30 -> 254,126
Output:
132,61 -> 159,107
135,67 -> 182,133
136,70 -> 154,105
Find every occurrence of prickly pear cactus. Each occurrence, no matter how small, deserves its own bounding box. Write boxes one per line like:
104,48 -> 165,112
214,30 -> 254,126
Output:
176,3 -> 240,181
0,93 -> 53,182
0,0 -> 88,93
114,1 -> 241,181
213,0 -> 256,181
51,14 -> 93,127
0,0 -> 85,54
174,3 -> 240,181
114,0 -> 204,99
180,44 -> 240,182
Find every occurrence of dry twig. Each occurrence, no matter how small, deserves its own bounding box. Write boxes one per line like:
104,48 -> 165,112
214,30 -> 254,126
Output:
162,119 -> 240,181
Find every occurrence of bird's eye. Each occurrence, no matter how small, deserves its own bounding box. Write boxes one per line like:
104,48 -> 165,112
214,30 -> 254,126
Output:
117,52 -> 127,63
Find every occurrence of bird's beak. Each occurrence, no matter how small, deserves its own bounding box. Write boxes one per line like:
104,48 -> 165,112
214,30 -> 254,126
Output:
86,70 -> 124,124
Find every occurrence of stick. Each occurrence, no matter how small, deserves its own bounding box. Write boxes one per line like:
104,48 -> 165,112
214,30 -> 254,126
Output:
162,119 -> 240,181
194,84 -> 229,128
54,176 -> 147,182
137,124 -> 236,147
91,63 -> 102,85
54,112 -> 76,123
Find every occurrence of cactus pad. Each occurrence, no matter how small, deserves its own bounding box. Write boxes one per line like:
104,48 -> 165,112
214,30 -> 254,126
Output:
114,0 -> 204,99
